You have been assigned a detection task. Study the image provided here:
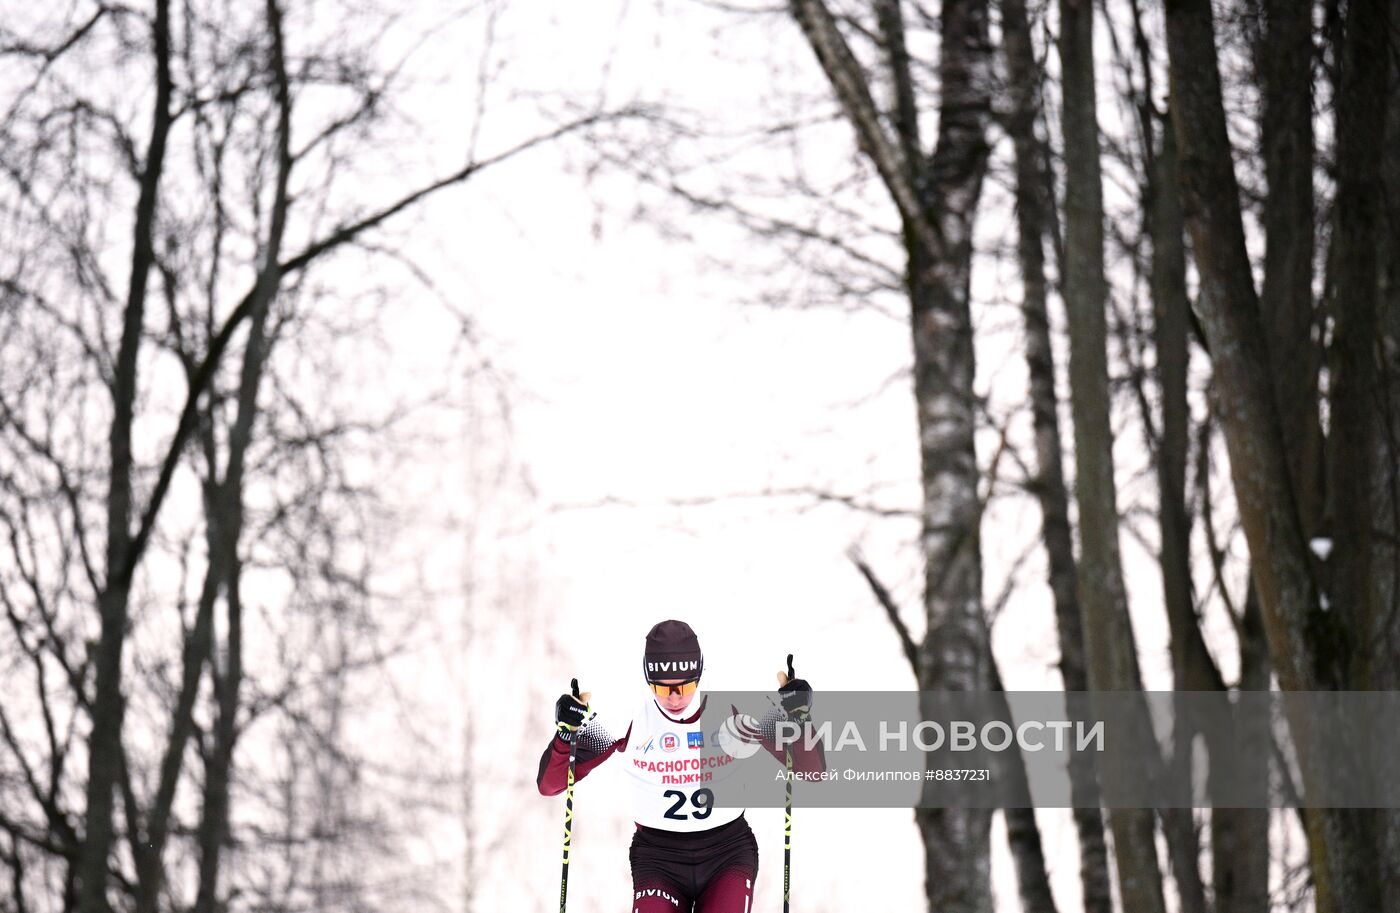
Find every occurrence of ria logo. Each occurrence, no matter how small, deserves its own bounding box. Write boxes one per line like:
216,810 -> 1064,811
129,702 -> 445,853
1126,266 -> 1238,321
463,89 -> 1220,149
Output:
660,733 -> 680,753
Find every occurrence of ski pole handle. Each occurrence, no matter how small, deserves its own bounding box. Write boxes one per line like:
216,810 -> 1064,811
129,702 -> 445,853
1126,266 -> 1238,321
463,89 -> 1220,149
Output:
778,653 -> 796,688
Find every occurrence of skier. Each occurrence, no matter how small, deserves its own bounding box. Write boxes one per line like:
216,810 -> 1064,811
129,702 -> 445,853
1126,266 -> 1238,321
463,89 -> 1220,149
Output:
537,619 -> 824,912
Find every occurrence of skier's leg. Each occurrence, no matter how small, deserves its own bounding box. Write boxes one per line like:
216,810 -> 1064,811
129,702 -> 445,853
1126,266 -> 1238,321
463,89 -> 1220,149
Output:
693,870 -> 755,913
630,831 -> 692,912
631,877 -> 689,913
691,814 -> 758,913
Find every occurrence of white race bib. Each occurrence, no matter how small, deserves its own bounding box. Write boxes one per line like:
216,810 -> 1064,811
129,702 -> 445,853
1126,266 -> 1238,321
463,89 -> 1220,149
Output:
623,693 -> 745,831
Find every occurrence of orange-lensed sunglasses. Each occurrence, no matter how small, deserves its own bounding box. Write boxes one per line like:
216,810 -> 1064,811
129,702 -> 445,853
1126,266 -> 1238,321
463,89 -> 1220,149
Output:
647,679 -> 699,698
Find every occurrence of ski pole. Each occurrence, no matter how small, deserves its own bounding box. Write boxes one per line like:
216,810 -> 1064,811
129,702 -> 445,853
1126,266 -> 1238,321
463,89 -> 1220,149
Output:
782,654 -> 796,913
559,678 -> 589,913
784,744 -> 793,913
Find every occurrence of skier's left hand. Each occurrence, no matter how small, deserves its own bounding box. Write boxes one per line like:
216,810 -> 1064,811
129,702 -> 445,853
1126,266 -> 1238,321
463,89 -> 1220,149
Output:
776,653 -> 813,716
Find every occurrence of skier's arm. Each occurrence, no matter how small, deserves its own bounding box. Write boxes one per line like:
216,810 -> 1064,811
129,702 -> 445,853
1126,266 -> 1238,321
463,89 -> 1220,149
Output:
723,660 -> 825,773
737,707 -> 826,774
535,720 -> 631,796
769,716 -> 826,774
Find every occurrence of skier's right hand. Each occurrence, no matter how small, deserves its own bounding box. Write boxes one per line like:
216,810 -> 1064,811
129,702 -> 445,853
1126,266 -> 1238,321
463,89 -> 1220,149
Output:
555,678 -> 591,738
777,654 -> 813,717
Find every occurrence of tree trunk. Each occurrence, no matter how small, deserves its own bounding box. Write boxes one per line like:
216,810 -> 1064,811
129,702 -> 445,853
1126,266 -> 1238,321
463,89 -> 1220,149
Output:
908,0 -> 993,694
1150,116 -> 1221,699
986,624 -> 1059,913
132,519 -> 222,913
1328,0 -> 1387,690
195,5 -> 292,906
1323,0 -> 1390,906
1217,582 -> 1272,913
909,4 -> 996,909
1058,1 -> 1167,911
192,299 -> 268,913
787,0 -> 997,908
1149,105 -> 1270,913
79,4 -> 173,911
1148,105 -> 1212,913
1163,0 -> 1381,909
1258,0 -> 1323,538
998,1 -> 1112,910
1376,7 -> 1400,910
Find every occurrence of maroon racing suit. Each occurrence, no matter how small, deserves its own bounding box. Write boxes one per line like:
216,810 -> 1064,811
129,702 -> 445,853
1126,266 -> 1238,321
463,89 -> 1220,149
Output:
537,695 -> 824,913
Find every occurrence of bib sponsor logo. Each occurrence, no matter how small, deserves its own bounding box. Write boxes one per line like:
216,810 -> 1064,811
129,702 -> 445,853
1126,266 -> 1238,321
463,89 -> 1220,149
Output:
640,736 -> 656,755
660,733 -> 679,753
687,731 -> 703,749
630,754 -> 735,773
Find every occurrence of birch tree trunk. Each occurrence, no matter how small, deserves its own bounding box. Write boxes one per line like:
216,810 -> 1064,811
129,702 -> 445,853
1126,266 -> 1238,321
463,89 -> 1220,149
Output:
908,1 -> 995,904
787,0 -> 998,908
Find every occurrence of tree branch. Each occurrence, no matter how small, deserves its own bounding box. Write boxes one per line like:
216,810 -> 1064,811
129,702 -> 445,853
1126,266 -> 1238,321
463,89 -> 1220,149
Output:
846,547 -> 919,675
787,0 -> 942,258
117,109 -> 642,592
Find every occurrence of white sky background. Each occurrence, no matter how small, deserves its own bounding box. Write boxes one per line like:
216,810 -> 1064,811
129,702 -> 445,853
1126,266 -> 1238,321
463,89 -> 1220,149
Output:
306,0 -> 1278,910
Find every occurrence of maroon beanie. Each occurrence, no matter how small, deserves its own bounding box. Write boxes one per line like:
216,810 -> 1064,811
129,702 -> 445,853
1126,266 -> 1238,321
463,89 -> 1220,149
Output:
643,620 -> 703,681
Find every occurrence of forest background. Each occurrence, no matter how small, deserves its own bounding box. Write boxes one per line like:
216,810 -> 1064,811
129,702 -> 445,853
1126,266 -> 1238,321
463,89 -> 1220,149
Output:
1,0 -> 1397,911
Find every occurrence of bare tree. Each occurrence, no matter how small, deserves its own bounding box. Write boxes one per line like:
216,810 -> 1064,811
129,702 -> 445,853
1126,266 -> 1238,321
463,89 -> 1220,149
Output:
1055,2 -> 1168,910
783,0 -> 1001,907
1163,0 -> 1391,909
998,1 -> 1117,910
0,3 -> 633,911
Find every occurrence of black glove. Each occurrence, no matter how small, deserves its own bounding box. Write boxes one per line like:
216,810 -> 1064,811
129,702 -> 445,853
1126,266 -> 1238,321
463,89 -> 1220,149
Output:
778,654 -> 813,717
555,678 -> 589,740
